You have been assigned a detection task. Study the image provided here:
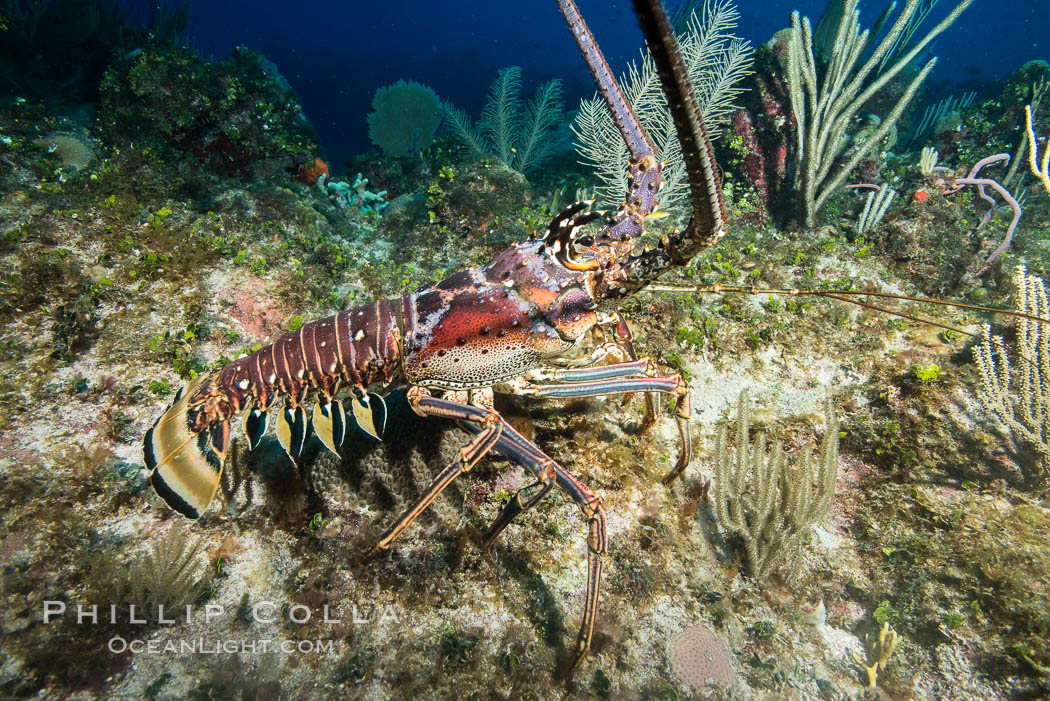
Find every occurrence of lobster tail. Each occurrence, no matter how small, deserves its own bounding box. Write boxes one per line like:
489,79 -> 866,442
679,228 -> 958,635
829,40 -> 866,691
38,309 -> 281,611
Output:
142,299 -> 405,518
143,379 -> 228,519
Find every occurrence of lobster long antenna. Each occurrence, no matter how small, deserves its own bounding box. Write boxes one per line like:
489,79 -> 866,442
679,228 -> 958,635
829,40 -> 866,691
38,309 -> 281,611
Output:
817,293 -> 973,336
558,0 -> 654,159
645,283 -> 1050,332
633,0 -> 727,255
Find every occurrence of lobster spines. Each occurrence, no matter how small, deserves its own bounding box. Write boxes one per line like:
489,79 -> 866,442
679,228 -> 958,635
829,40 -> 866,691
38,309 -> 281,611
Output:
557,0 -> 654,162
143,376 -> 229,520
557,0 -> 727,300
557,0 -> 664,253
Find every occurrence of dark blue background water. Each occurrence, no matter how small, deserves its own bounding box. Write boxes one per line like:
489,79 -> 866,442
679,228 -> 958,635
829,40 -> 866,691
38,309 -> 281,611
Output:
178,0 -> 1046,172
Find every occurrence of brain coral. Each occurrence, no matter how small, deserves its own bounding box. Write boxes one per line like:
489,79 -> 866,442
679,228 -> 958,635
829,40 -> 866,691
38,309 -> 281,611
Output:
669,624 -> 735,691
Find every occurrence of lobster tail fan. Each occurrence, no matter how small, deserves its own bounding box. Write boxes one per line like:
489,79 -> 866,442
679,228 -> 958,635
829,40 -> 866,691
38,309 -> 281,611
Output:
143,379 -> 226,519
351,392 -> 387,441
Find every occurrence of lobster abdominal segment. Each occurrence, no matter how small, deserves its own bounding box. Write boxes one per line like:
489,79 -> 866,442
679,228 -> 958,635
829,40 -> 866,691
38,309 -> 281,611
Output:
201,299 -> 403,425
145,299 -> 404,519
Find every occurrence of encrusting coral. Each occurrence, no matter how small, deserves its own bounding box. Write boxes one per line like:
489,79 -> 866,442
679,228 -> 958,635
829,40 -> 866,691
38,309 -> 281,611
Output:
668,624 -> 735,692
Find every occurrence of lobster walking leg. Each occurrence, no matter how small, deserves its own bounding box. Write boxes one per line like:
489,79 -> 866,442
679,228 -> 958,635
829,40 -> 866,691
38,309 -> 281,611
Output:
366,389 -> 610,677
554,463 -> 607,679
485,366 -> 691,550
480,475 -> 555,549
520,373 -> 692,484
479,422 -> 564,549
362,393 -> 502,563
541,357 -> 651,382
482,370 -> 691,551
609,311 -> 659,428
468,416 -> 608,677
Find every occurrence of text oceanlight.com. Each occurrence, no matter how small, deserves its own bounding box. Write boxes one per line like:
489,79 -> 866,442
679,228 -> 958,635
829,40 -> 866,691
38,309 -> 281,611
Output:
108,637 -> 337,655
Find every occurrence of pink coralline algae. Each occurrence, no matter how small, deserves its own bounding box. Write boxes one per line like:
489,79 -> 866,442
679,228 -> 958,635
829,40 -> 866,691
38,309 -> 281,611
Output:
727,31 -> 795,222
229,283 -> 285,339
733,111 -> 767,195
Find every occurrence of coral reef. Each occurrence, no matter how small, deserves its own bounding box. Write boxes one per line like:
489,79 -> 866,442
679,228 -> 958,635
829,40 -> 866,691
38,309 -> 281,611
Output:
99,46 -> 316,180
320,173 -> 388,213
1028,103 -> 1050,194
720,28 -> 796,223
1,2 -> 1050,699
85,522 -> 207,625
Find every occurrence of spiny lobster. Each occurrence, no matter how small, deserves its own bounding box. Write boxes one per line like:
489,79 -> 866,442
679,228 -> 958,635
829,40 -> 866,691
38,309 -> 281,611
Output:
139,0 -> 1024,680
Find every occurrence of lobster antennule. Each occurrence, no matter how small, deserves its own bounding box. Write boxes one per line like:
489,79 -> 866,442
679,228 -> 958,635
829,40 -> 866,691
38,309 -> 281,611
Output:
143,378 -> 226,519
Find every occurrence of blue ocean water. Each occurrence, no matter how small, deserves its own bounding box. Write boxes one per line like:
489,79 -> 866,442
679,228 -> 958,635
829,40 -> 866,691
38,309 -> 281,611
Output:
180,0 -> 1049,171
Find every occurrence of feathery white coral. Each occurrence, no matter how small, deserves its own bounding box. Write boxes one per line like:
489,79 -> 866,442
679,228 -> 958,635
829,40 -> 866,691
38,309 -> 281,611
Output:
572,0 -> 752,213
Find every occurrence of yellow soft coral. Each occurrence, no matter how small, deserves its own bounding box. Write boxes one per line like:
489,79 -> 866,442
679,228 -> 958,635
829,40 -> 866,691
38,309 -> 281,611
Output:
1026,104 -> 1050,195
853,621 -> 901,688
